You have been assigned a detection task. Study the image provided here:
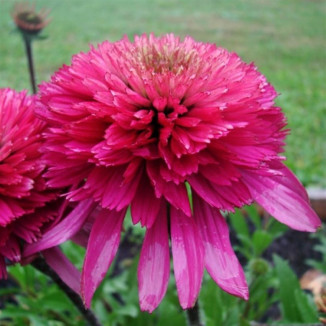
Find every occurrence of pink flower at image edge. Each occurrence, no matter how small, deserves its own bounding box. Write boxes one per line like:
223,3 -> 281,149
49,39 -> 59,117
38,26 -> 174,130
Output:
0,88 -> 58,278
28,34 -> 321,312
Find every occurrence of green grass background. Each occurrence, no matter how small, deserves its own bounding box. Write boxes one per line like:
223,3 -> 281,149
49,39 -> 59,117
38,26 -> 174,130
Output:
1,0 -> 325,186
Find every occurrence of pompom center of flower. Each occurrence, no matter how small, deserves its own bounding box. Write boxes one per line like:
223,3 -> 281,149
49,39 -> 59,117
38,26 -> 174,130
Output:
135,45 -> 200,75
130,97 -> 188,146
124,45 -> 202,144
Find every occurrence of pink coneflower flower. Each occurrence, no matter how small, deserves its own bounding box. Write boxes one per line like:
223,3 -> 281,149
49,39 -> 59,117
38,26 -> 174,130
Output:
0,88 -> 58,279
32,34 -> 320,312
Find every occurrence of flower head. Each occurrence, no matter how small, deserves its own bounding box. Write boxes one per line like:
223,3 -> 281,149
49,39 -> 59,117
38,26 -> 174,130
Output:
12,2 -> 50,35
35,34 -> 321,311
0,88 -> 56,278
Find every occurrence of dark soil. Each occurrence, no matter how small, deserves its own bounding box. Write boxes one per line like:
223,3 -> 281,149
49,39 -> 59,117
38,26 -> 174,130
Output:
263,228 -> 323,277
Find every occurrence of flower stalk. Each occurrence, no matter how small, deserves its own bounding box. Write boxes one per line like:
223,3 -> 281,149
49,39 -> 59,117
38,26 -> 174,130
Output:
12,2 -> 51,93
22,34 -> 36,94
186,301 -> 205,326
31,257 -> 102,326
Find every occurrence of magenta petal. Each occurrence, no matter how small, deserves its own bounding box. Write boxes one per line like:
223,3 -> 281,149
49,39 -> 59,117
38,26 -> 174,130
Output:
43,247 -> 81,293
71,229 -> 90,248
170,206 -> 204,309
0,256 -> 7,279
188,174 -> 251,211
146,161 -> 191,216
24,199 -> 96,257
0,236 -> 21,262
138,202 -> 170,312
193,193 -> 249,300
131,176 -> 162,228
100,166 -> 142,211
81,208 -> 126,308
163,182 -> 192,217
275,165 -> 309,201
241,168 -> 321,232
0,199 -> 15,227
188,174 -> 233,210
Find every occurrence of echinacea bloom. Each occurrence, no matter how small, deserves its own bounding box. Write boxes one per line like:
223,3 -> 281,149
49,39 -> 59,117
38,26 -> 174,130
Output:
12,2 -> 51,35
31,34 -> 320,312
0,88 -> 58,279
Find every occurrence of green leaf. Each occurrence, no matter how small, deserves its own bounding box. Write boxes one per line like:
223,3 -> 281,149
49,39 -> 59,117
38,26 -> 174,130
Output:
266,218 -> 288,238
40,292 -> 72,311
228,210 -> 249,238
293,288 -> 319,323
273,255 -> 319,323
200,274 -> 241,325
245,205 -> 261,230
252,230 -> 273,256
200,278 -> 224,326
274,255 -> 301,322
235,234 -> 253,259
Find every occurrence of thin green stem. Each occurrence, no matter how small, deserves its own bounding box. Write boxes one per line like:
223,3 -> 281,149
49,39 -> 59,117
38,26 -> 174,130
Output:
31,256 -> 102,326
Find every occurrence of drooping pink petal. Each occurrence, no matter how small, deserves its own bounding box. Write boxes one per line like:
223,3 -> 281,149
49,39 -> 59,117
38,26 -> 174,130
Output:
170,205 -> 204,309
43,247 -> 81,293
98,166 -> 142,211
188,173 -> 251,212
24,199 -> 96,257
70,206 -> 98,248
71,229 -> 90,248
147,161 -> 191,216
138,202 -> 170,312
193,192 -> 248,299
275,165 -> 309,201
241,168 -> 321,232
131,174 -> 162,228
81,208 -> 126,308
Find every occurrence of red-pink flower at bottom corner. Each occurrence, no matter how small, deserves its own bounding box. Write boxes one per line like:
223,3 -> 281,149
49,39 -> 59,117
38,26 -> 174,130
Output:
32,34 -> 321,312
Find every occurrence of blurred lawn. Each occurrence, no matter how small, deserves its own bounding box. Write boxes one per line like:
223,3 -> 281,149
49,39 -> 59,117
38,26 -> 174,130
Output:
0,0 -> 325,186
